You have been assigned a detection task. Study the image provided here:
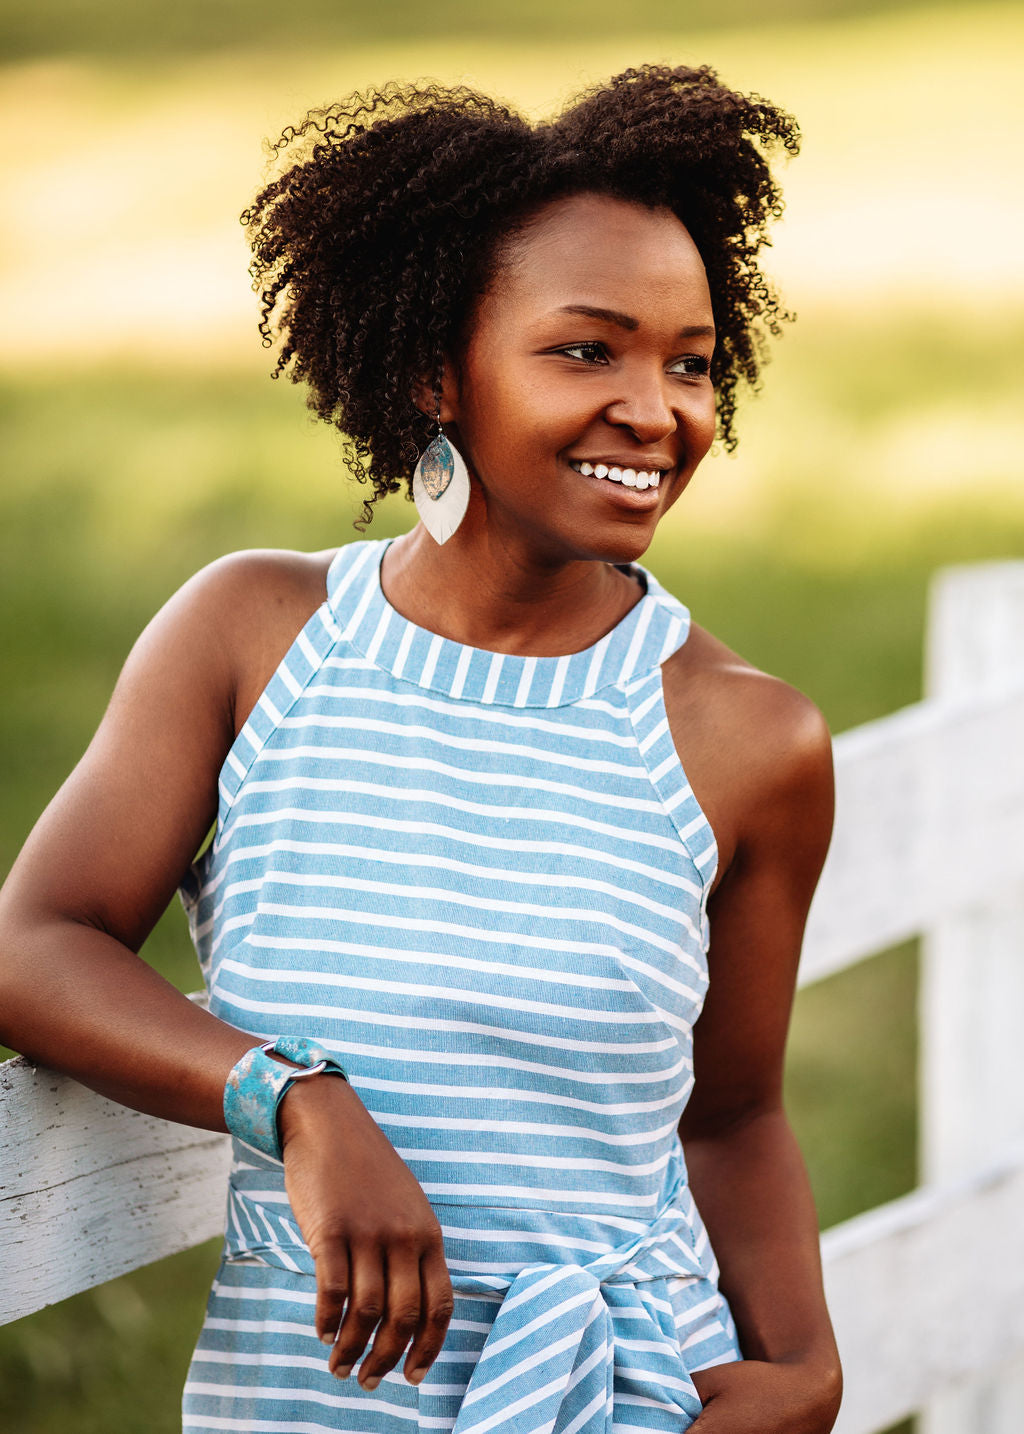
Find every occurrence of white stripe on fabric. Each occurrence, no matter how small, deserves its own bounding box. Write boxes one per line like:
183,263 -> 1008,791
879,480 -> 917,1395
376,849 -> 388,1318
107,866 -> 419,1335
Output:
210,988 -> 679,1054
482,652 -> 504,704
513,656 -> 537,707
238,756 -> 661,811
392,620 -> 415,679
421,632 -> 444,688
364,603 -> 392,664
272,718 -> 648,775
223,780 -> 686,851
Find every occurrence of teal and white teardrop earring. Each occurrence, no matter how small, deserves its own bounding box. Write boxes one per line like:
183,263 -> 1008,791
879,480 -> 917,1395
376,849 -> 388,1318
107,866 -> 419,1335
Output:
412,406 -> 470,546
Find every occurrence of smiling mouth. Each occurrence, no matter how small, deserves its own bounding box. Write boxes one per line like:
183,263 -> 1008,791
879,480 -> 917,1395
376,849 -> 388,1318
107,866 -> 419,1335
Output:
568,460 -> 665,489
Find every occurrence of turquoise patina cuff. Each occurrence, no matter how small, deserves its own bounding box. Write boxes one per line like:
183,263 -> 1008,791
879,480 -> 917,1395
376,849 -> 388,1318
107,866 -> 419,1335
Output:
223,1036 -> 348,1160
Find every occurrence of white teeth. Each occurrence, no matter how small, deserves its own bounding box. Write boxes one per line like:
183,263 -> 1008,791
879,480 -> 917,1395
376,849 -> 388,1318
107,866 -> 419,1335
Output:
571,459 -> 666,487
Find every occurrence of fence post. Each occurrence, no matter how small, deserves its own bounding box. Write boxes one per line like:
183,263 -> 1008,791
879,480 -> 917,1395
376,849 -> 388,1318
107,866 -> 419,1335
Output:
919,562 -> 1024,1434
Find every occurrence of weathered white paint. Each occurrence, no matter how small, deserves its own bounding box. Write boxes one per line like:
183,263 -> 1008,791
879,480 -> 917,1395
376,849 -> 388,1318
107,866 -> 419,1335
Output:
2,560 -> 1023,1434
0,1056 -> 231,1325
825,1145 -> 1024,1434
919,564 -> 1024,1434
924,562 -> 1024,702
802,687 -> 1024,987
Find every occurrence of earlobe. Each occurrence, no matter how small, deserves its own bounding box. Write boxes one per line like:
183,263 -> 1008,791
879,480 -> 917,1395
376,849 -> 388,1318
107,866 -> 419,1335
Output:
411,365 -> 459,426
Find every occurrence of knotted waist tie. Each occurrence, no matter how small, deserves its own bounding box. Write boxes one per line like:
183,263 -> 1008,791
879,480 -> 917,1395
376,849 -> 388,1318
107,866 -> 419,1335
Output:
433,1193 -> 708,1434
225,1168 -> 715,1432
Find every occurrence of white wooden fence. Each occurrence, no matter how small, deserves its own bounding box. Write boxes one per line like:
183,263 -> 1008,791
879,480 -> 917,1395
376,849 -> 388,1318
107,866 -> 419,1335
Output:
2,561 -> 1023,1432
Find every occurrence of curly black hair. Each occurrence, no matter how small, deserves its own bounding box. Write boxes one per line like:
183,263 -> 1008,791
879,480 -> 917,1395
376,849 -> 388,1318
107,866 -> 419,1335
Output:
242,66 -> 799,523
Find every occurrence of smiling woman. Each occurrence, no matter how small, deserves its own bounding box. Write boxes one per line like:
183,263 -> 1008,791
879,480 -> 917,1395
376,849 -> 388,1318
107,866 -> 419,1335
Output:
0,66 -> 842,1434
436,195 -> 717,568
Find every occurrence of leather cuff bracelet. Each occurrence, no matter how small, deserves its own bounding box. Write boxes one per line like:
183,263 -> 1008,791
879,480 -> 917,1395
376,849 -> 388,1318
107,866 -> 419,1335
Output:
223,1035 -> 349,1161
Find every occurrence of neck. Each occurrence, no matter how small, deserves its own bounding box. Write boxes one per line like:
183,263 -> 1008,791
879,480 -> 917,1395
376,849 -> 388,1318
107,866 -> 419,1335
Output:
381,525 -> 644,658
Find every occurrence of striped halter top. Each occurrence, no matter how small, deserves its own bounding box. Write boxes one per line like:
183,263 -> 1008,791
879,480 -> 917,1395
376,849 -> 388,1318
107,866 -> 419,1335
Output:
181,538 -> 739,1434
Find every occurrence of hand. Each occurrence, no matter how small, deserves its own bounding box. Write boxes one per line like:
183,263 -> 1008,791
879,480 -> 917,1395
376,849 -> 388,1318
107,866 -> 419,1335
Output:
278,1073 -> 454,1388
690,1357 -> 842,1433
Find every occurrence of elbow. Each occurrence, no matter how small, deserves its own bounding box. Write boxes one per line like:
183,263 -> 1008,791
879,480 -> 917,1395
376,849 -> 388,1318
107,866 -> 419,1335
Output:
814,1355 -> 844,1430
0,891 -> 79,1055
0,904 -> 37,1053
681,1092 -> 787,1148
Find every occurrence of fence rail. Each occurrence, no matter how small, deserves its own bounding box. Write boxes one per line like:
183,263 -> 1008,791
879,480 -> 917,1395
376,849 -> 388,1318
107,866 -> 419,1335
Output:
3,561 -> 1023,1432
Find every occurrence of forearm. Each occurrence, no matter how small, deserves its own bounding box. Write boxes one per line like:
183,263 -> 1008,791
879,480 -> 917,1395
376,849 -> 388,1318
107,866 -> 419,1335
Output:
0,909 -> 254,1130
685,1107 -> 839,1378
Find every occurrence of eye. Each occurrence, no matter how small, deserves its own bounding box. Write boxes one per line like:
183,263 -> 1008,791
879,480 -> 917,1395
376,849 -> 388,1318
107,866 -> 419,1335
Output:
559,341 -> 609,364
668,354 -> 712,377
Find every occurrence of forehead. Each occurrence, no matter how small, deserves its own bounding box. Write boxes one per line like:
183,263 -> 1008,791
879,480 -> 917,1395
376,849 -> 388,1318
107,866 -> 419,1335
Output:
489,192 -> 713,324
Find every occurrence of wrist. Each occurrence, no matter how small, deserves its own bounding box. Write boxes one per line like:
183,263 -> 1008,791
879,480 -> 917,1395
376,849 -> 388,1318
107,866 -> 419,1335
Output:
277,1059 -> 362,1145
223,1037 -> 348,1160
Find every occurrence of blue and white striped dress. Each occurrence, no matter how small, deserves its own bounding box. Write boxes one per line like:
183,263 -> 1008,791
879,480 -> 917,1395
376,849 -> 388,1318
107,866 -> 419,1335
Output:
180,538 -> 741,1433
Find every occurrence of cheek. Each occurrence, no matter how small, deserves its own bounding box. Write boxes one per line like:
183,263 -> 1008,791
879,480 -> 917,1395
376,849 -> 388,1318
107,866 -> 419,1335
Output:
458,347 -> 535,444
473,373 -> 584,459
687,390 -> 717,467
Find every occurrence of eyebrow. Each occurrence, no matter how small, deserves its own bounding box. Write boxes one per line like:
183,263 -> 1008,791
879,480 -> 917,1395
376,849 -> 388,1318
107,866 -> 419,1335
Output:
555,304 -> 715,339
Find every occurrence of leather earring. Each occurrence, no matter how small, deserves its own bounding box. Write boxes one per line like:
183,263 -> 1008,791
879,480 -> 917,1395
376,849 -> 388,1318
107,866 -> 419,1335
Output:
412,400 -> 470,545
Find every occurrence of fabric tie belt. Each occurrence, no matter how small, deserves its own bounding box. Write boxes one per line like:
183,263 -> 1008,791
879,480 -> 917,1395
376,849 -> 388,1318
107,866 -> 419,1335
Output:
225,1166 -> 718,1432
435,1194 -> 708,1434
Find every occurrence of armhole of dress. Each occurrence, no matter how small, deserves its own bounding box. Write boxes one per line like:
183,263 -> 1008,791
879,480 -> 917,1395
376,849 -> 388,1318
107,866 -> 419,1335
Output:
179,557 -> 354,917
624,663 -> 720,946
179,591 -> 341,920
213,600 -> 342,823
213,541 -> 380,825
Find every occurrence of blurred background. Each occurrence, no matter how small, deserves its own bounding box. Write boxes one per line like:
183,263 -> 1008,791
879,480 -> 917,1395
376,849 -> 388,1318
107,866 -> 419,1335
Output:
1,1 -> 1021,1429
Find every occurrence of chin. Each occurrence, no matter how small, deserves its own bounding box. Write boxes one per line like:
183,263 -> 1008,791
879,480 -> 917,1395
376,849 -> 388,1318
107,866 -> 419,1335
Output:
576,523 -> 657,568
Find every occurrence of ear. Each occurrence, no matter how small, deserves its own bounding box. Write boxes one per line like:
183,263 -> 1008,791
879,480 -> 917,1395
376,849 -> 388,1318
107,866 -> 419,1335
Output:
411,363 -> 459,425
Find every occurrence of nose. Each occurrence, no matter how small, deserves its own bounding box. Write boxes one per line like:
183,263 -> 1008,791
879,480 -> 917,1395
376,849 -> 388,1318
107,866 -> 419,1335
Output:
604,367 -> 676,444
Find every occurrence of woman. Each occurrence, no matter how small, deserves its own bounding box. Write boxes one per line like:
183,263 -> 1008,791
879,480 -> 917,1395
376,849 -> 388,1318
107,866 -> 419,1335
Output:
0,66 -> 842,1432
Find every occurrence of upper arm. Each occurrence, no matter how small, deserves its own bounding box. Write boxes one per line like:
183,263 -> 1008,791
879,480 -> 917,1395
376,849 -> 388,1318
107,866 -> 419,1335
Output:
0,549 -> 326,955
670,667 -> 835,1140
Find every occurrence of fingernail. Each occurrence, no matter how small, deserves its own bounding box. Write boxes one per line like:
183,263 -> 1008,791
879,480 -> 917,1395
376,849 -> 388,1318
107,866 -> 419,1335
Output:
361,1375 -> 381,1391
334,1364 -> 352,1380
320,1333 -> 333,1346
407,1367 -> 427,1385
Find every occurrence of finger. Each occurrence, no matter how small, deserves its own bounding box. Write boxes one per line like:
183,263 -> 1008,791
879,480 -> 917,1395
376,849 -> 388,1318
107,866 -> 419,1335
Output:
330,1243 -> 385,1379
314,1242 -> 350,1350
358,1246 -> 423,1388
404,1243 -> 454,1385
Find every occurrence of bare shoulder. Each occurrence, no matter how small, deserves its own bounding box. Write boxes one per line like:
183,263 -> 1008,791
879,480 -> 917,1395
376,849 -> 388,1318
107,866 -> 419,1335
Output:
166,546 -> 335,646
661,622 -> 833,883
138,546 -> 337,734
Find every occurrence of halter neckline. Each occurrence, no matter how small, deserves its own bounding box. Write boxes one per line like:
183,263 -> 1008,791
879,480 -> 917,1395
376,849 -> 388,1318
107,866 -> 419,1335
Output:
325,539 -> 692,709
